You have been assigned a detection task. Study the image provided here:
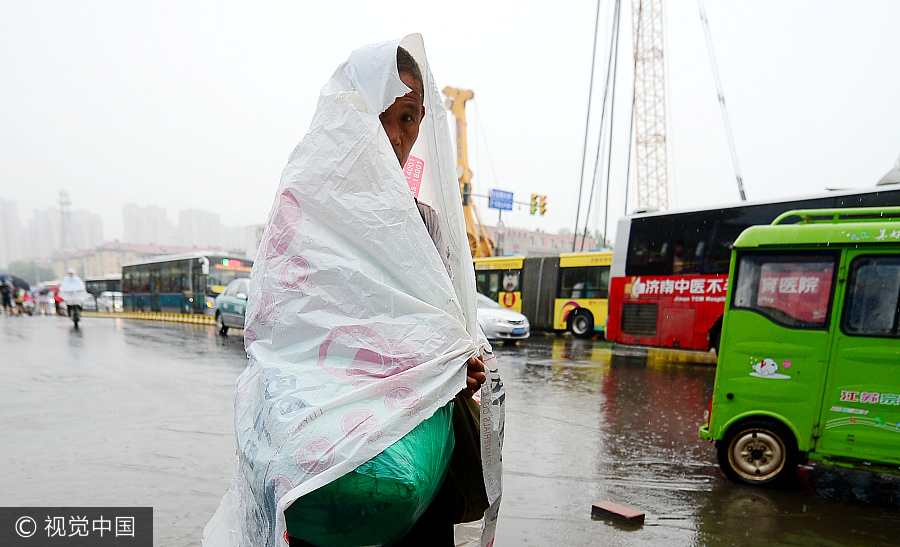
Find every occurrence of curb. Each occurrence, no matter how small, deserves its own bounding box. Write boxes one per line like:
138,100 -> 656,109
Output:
81,311 -> 216,326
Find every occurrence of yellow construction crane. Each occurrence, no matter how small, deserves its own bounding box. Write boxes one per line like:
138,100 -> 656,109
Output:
443,86 -> 495,258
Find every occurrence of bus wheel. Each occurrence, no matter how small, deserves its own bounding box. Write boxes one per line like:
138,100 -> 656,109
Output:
718,419 -> 797,486
216,313 -> 228,336
569,310 -> 594,339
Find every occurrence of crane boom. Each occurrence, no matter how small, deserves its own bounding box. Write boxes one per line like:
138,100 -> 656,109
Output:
443,86 -> 494,258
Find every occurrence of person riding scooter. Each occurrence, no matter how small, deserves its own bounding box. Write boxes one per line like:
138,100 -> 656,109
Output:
59,268 -> 88,327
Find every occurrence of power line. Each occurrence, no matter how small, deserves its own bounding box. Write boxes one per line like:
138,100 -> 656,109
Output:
573,0 -> 604,252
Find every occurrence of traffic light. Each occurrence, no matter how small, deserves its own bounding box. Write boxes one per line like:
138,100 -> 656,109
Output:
539,195 -> 547,215
530,193 -> 539,215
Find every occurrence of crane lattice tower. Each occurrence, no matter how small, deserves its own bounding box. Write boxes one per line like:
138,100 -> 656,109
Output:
632,0 -> 669,210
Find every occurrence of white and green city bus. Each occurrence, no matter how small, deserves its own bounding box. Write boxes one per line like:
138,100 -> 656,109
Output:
122,252 -> 252,314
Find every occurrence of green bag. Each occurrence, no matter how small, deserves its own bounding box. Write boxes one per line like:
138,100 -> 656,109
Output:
285,404 -> 455,547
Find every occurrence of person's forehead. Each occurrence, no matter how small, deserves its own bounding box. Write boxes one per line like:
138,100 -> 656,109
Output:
396,93 -> 422,110
399,73 -> 424,102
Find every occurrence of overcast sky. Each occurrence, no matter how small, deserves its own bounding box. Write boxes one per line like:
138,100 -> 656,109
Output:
2,1 -> 899,243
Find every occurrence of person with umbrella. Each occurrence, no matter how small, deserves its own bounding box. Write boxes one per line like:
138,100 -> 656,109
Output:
0,277 -> 12,316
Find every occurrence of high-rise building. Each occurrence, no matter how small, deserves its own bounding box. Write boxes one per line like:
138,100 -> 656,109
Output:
178,209 -> 222,248
123,204 -> 172,245
70,210 -> 104,250
0,199 -> 24,268
27,207 -> 62,259
244,224 -> 265,261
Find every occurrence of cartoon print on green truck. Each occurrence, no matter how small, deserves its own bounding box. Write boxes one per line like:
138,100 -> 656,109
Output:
749,357 -> 791,379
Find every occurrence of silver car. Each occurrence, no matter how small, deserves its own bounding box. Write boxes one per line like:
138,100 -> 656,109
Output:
476,293 -> 530,343
96,291 -> 123,312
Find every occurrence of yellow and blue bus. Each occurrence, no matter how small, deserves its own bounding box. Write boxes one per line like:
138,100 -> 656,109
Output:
475,251 -> 612,338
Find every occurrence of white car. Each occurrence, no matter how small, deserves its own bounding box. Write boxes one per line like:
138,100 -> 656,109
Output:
96,291 -> 124,312
476,293 -> 530,343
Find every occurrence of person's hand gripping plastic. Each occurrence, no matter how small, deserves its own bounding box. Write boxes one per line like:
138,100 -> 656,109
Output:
458,354 -> 486,398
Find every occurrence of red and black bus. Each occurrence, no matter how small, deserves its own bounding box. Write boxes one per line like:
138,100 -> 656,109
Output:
606,186 -> 900,352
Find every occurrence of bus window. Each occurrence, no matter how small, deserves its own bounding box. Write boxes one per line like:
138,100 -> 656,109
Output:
560,266 -> 609,299
476,269 -> 520,302
732,252 -> 838,329
502,271 -> 520,292
476,271 -> 499,300
842,256 -> 900,336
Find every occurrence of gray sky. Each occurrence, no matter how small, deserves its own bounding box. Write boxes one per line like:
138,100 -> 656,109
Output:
2,1 -> 898,243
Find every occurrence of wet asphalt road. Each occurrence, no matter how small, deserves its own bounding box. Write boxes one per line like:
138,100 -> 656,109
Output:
2,315 -> 900,546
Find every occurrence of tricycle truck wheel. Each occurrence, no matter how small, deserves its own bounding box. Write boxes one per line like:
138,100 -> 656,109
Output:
717,419 -> 797,485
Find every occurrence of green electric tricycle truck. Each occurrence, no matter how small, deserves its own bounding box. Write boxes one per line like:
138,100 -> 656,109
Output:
700,207 -> 900,485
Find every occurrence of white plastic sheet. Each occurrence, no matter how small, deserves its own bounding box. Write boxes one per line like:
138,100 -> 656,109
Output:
203,34 -> 504,547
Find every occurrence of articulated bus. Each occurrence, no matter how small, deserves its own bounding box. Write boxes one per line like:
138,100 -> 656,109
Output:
474,251 -> 612,337
607,186 -> 900,352
122,252 -> 253,314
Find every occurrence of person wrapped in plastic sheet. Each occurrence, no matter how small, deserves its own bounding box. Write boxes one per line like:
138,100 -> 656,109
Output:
203,34 -> 504,547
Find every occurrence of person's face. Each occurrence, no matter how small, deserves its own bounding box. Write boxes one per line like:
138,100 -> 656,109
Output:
379,71 -> 425,167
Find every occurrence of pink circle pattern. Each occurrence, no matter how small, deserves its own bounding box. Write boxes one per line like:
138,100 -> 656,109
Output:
264,190 -> 304,261
296,436 -> 335,474
384,387 -> 421,412
318,325 -> 421,387
278,256 -> 310,290
341,410 -> 380,438
255,290 -> 275,325
243,327 -> 258,350
272,474 -> 294,502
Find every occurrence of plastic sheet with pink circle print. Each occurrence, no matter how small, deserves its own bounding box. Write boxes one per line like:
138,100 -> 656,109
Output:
203,34 -> 504,547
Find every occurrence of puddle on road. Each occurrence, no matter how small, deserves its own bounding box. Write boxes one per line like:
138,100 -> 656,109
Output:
492,336 -> 900,546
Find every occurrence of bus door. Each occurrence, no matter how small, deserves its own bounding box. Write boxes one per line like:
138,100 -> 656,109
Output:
474,258 -> 523,312
722,250 -> 840,452
816,251 -> 900,463
191,266 -> 206,314
149,267 -> 161,312
554,254 -> 611,334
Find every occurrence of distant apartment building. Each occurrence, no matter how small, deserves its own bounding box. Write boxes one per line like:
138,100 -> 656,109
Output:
69,210 -> 104,251
121,204 -> 244,251
178,209 -> 220,248
0,199 -> 25,268
27,207 -> 61,259
123,204 -> 172,245
481,226 -> 601,257
244,224 -> 265,261
52,241 -> 213,280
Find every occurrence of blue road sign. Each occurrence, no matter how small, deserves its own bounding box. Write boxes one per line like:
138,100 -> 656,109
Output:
489,189 -> 514,211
